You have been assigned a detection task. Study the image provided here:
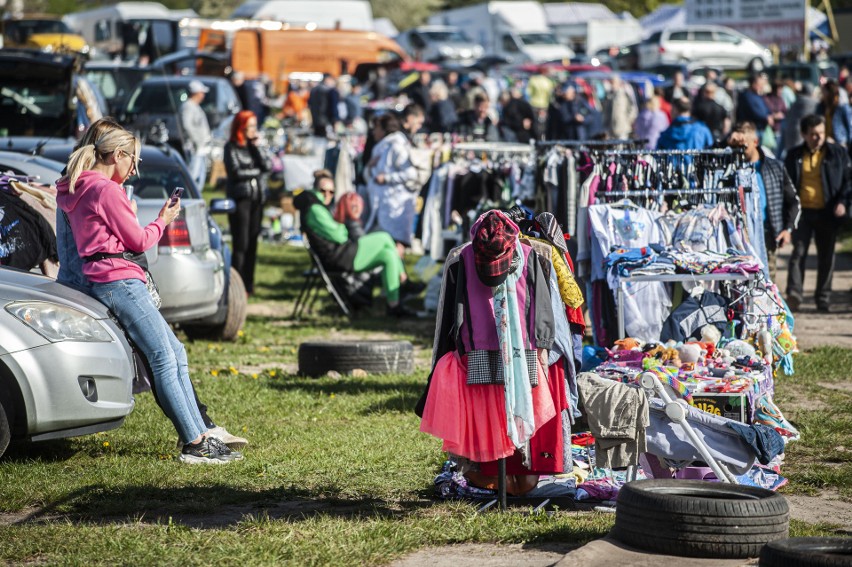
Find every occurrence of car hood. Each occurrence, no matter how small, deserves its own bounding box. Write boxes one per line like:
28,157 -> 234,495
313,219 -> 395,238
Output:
0,268 -> 112,320
26,33 -> 88,51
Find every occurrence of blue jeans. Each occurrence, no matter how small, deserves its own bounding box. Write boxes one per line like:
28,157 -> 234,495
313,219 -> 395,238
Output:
91,278 -> 206,444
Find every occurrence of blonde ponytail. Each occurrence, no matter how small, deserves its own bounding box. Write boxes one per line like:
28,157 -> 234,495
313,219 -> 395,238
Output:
66,145 -> 98,194
63,128 -> 139,192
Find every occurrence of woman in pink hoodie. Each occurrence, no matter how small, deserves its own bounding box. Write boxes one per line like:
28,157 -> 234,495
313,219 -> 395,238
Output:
56,128 -> 241,465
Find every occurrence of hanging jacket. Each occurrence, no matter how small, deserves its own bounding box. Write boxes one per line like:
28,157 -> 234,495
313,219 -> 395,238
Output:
293,190 -> 358,272
660,290 -> 729,343
414,240 -> 555,416
223,142 -> 271,201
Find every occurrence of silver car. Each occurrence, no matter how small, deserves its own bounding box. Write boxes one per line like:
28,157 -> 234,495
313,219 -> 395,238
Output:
639,25 -> 772,72
0,267 -> 136,458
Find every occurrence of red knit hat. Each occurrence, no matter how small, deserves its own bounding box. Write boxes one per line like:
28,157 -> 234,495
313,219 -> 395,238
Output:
472,210 -> 519,286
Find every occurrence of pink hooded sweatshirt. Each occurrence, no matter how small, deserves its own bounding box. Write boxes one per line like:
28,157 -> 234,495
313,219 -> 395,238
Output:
56,171 -> 165,284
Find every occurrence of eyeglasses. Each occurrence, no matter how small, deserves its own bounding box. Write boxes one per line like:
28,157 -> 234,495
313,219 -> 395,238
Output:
320,189 -> 335,195
122,149 -> 141,164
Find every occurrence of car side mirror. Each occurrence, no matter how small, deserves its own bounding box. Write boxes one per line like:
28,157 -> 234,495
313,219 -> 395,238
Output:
209,198 -> 236,214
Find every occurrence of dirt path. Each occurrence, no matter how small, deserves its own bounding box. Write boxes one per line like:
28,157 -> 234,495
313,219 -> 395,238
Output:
777,246 -> 852,349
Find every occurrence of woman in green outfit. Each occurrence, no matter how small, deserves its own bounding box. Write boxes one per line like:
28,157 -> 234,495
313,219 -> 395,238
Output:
293,170 -> 423,317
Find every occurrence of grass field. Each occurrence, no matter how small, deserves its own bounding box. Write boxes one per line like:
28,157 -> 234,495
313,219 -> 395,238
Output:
0,243 -> 849,565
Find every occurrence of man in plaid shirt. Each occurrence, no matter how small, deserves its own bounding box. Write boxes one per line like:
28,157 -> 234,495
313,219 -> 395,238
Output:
728,122 -> 801,283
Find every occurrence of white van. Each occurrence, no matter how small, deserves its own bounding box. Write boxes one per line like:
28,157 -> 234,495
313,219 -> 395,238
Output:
63,2 -> 195,61
428,1 -> 573,64
230,0 -> 374,31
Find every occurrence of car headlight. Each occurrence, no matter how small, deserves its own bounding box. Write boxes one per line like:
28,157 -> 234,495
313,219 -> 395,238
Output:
439,45 -> 456,57
6,302 -> 113,343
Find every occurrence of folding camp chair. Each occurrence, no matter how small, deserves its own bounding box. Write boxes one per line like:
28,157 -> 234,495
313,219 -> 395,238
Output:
291,237 -> 353,320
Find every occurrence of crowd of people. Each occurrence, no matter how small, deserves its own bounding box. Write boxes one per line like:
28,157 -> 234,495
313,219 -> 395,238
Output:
273,67 -> 850,314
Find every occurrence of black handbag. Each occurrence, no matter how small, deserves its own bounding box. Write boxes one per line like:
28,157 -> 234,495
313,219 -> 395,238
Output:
82,251 -> 162,309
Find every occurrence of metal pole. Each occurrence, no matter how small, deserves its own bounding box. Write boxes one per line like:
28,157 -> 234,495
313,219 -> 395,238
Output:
498,458 -> 507,511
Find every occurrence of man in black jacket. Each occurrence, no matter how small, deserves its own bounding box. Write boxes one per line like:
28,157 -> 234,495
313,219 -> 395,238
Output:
693,82 -> 729,141
546,83 -> 589,141
784,114 -> 852,312
308,75 -> 339,137
502,84 -> 538,143
728,122 -> 800,282
456,95 -> 507,142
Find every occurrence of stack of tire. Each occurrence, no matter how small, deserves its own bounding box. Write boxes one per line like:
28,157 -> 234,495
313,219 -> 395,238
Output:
612,479 -> 789,559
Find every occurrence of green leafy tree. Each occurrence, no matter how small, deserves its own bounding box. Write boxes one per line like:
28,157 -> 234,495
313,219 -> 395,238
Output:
371,0 -> 444,30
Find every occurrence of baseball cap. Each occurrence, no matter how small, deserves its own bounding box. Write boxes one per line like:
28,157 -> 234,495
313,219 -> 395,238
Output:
471,210 -> 520,287
188,80 -> 210,94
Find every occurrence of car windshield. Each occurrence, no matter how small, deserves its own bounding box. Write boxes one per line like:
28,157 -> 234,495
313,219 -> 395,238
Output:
85,68 -> 148,102
0,83 -> 70,137
127,163 -> 195,200
518,33 -> 559,46
6,20 -> 72,40
126,82 -> 219,121
421,30 -> 471,42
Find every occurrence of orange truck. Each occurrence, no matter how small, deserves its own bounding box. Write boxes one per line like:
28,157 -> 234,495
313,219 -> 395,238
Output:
198,25 -> 408,92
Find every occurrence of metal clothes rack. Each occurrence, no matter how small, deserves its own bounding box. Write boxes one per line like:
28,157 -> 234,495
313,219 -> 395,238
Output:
451,141 -> 536,156
596,148 -> 744,157
615,273 -> 753,339
536,139 -> 648,149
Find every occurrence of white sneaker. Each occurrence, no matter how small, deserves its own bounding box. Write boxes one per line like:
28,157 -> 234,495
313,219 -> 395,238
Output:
207,426 -> 249,450
176,426 -> 249,451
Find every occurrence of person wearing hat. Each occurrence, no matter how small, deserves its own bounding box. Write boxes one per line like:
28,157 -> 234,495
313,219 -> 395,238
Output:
180,79 -> 213,188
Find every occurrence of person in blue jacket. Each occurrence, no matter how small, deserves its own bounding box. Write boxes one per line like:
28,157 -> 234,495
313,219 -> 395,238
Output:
656,97 -> 714,150
736,74 -> 772,139
817,80 -> 852,148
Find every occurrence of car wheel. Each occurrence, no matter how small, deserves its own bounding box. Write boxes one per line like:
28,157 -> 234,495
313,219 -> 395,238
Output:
759,537 -> 852,567
0,399 -> 10,459
749,57 -> 766,73
182,268 -> 247,342
612,479 -> 789,559
298,340 -> 414,377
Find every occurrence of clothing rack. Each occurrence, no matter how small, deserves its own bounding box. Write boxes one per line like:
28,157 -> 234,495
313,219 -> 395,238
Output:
536,139 -> 648,149
598,148 -> 744,157
595,187 -> 746,200
451,142 -> 535,156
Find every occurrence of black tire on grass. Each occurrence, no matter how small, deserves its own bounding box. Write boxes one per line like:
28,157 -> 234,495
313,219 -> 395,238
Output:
0,401 -> 9,459
612,479 -> 789,559
298,340 -> 414,377
759,537 -> 852,567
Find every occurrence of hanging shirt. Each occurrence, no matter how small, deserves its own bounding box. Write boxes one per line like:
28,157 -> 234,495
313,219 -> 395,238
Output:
754,161 -> 768,223
800,148 -> 825,209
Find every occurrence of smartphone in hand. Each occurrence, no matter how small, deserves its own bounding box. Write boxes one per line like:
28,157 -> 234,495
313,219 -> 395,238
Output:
170,186 -> 184,205
125,185 -> 134,200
